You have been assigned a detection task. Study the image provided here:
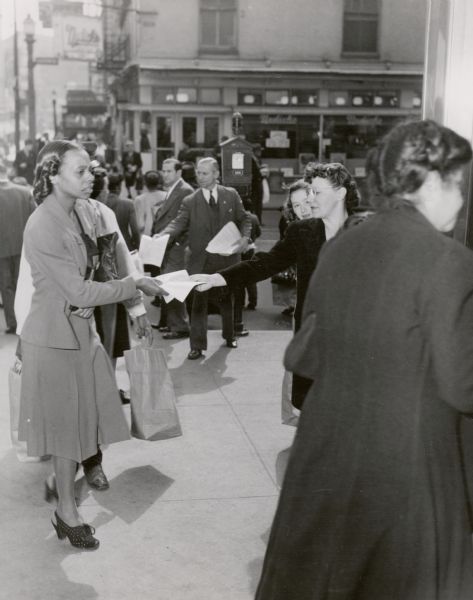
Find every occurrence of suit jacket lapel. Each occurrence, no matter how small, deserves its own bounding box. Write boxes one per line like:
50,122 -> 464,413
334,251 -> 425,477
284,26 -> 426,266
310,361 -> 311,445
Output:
159,180 -> 183,220
217,185 -> 228,223
197,189 -> 212,237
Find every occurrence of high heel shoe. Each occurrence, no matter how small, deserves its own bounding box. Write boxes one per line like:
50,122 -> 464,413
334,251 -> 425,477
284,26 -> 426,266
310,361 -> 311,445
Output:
51,511 -> 99,550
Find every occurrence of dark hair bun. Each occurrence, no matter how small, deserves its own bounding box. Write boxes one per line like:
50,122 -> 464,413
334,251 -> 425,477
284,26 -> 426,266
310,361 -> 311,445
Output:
378,119 -> 472,197
32,139 -> 83,204
33,155 -> 61,204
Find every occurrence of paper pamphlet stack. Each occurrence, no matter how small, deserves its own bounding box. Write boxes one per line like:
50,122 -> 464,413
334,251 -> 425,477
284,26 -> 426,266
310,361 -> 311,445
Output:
155,270 -> 205,303
139,234 -> 169,267
206,222 -> 241,256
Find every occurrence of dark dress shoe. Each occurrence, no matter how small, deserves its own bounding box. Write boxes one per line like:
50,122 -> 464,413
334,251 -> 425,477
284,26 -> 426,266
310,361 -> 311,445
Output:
119,389 -> 130,405
162,331 -> 189,340
187,349 -> 203,360
226,339 -> 238,348
245,304 -> 256,310
5,327 -> 16,334
151,324 -> 170,331
84,465 -> 110,491
236,328 -> 249,337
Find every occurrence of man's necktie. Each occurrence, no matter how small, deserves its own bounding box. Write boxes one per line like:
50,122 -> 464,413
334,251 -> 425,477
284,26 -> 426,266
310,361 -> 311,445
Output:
209,193 -> 217,208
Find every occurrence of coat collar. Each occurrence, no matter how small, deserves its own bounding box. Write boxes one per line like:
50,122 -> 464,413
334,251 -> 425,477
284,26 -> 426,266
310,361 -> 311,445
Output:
159,179 -> 184,218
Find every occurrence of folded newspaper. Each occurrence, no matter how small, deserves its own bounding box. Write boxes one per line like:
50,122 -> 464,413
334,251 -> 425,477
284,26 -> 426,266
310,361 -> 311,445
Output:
206,222 -> 241,256
139,234 -> 169,267
155,270 -> 206,303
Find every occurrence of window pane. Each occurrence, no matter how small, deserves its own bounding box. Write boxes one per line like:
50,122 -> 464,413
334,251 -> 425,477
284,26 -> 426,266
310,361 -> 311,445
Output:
156,116 -> 172,148
152,87 -> 175,103
201,11 -> 217,46
201,0 -> 219,7
292,90 -> 318,106
183,117 -> 197,147
343,18 -> 377,52
204,117 -> 219,147
176,88 -> 197,103
345,0 -> 378,14
265,90 -> 290,105
238,90 -> 263,105
219,11 -> 236,47
200,88 -> 221,104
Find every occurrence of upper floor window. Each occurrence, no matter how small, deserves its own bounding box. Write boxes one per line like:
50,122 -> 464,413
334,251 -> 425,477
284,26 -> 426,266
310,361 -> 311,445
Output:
200,0 -> 237,54
343,0 -> 379,55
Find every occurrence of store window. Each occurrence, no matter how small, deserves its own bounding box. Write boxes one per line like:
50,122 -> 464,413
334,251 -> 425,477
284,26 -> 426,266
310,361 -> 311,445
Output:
292,91 -> 318,106
238,90 -> 264,105
342,0 -> 379,55
242,114 -> 320,160
152,87 -> 175,104
322,115 -> 401,163
200,88 -> 221,104
183,117 -> 197,147
200,0 -> 237,54
176,88 -> 197,104
265,90 -> 290,106
204,117 -> 219,147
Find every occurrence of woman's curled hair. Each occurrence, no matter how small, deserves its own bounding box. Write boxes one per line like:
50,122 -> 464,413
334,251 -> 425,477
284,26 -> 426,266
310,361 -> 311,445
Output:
376,119 -> 472,199
305,162 -> 361,215
33,140 -> 82,204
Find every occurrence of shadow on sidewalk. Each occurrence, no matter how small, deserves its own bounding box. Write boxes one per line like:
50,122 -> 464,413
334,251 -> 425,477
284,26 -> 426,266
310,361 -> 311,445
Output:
90,465 -> 174,526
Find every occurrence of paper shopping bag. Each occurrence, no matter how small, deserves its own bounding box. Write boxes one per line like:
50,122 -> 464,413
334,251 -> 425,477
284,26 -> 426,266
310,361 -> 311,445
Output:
124,345 -> 182,441
8,358 -> 43,462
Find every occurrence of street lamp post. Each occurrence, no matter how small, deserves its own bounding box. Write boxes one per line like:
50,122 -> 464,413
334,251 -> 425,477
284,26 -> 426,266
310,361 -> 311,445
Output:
52,90 -> 58,137
24,15 -> 36,144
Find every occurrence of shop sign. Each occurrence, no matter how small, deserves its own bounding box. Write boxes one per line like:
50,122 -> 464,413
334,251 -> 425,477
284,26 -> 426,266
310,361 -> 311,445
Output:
265,130 -> 290,149
346,115 -> 383,127
55,15 -> 103,61
260,115 -> 297,125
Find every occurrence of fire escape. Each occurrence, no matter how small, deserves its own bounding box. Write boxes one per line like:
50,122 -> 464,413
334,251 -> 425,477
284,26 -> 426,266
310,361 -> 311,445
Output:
98,0 -> 130,73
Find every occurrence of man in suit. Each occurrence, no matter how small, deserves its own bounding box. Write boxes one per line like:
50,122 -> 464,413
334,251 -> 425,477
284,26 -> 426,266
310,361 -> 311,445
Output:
14,139 -> 36,185
0,160 -> 35,333
121,140 -> 143,199
151,158 -> 194,338
158,157 -> 251,359
102,173 -> 141,251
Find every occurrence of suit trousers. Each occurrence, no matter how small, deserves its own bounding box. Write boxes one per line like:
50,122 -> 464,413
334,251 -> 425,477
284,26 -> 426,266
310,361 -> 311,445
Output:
0,254 -> 21,329
161,246 -> 189,334
189,287 -> 234,350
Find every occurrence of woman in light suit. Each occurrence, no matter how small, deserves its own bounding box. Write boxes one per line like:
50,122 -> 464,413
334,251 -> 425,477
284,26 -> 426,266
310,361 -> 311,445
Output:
18,140 -> 163,550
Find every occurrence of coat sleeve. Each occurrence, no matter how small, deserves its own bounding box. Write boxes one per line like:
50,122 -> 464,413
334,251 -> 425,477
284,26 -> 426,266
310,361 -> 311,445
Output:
233,190 -> 252,238
219,222 -> 298,289
423,246 -> 473,414
128,202 -> 141,251
159,196 -> 191,241
24,224 -> 137,309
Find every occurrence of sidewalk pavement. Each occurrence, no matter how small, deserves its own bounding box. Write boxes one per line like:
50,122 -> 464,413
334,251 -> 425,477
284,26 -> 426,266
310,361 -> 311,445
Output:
0,314 -> 295,600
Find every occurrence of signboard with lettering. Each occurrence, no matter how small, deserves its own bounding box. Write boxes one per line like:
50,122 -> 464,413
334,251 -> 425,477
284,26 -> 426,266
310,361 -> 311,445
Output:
54,15 -> 103,61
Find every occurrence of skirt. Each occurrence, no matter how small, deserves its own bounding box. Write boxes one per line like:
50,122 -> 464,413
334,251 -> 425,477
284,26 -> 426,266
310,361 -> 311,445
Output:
18,314 -> 130,462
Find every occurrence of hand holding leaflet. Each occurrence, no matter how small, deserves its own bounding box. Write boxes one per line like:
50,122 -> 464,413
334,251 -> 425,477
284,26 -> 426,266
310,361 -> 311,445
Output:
139,234 -> 169,267
155,270 -> 206,303
206,222 -> 242,256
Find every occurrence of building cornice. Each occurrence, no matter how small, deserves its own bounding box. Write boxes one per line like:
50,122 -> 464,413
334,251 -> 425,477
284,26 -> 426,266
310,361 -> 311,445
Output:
123,57 -> 423,77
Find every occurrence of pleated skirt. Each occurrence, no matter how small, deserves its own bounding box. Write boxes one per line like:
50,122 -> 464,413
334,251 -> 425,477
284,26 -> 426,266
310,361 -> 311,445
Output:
18,315 -> 130,462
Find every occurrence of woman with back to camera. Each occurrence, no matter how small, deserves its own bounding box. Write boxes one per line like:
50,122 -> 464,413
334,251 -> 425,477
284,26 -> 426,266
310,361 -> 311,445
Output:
255,120 -> 473,599
193,163 -> 360,409
17,140 -> 163,550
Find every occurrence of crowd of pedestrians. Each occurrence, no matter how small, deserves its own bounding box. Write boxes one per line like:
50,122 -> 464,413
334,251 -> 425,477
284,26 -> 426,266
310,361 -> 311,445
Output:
3,119 -> 473,598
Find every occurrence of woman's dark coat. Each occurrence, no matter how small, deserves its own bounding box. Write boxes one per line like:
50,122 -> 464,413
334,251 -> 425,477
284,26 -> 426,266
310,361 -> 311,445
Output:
256,204 -> 473,600
220,217 -> 326,407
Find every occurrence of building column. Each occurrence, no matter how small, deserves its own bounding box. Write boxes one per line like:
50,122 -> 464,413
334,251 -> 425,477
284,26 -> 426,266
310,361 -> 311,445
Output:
423,0 -> 473,245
